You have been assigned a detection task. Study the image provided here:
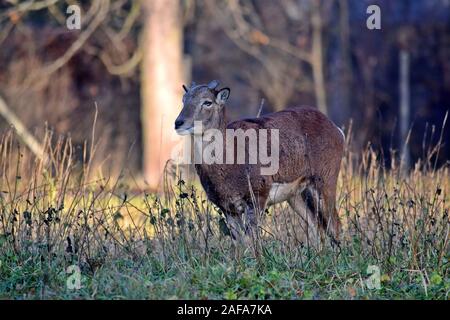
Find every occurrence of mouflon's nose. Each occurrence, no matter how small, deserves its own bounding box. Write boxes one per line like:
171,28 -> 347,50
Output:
174,119 -> 184,129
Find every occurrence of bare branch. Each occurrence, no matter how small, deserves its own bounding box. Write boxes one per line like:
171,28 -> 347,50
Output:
117,0 -> 141,40
226,0 -> 311,63
0,0 -> 60,23
99,47 -> 143,76
256,99 -> 265,118
0,94 -> 46,161
23,0 -> 110,87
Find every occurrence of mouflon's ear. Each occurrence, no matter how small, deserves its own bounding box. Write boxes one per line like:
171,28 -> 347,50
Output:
207,80 -> 220,90
215,88 -> 230,105
182,84 -> 188,92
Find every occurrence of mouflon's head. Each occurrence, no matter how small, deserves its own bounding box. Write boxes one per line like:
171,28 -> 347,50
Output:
174,80 -> 230,135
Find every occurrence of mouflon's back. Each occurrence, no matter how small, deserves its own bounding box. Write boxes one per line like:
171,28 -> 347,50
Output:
226,106 -> 345,184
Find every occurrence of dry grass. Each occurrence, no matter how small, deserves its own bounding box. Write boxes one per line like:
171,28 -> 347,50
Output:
0,125 -> 448,299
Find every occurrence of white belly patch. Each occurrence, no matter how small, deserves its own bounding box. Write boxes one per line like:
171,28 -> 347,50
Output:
267,180 -> 305,205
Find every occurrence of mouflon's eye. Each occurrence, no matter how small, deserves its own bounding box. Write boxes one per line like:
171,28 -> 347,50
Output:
203,101 -> 212,107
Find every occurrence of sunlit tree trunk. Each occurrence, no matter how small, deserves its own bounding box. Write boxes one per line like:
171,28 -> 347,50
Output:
141,0 -> 183,190
337,0 -> 352,125
311,0 -> 328,115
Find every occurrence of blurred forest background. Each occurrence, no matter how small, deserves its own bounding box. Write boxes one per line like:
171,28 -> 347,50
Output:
0,0 -> 449,190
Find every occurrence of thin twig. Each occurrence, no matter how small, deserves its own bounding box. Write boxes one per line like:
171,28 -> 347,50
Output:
0,94 -> 47,162
256,98 -> 265,118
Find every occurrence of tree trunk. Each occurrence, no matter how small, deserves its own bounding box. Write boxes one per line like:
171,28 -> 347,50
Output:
311,0 -> 328,115
141,0 -> 184,191
337,0 -> 352,125
399,49 -> 410,173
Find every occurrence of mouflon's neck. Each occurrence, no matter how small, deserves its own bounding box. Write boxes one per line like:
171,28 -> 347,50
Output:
201,106 -> 228,135
193,107 -> 228,164
198,107 -> 228,141
216,107 -> 228,134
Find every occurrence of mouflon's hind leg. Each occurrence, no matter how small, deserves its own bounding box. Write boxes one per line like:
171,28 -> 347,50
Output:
319,179 -> 342,244
300,184 -> 341,245
288,190 -> 321,248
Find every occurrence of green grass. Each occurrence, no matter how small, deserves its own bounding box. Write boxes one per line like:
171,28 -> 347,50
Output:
0,130 -> 448,299
1,240 -> 448,299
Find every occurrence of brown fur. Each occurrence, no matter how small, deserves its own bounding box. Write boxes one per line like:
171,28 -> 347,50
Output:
175,82 -> 344,242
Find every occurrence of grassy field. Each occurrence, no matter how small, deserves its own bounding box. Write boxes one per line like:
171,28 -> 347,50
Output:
0,128 -> 448,300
